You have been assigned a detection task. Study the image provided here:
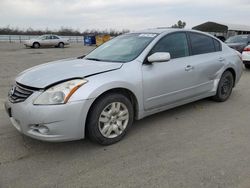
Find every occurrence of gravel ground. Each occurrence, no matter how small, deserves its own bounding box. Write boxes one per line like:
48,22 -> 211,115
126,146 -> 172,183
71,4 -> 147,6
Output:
1,42 -> 250,188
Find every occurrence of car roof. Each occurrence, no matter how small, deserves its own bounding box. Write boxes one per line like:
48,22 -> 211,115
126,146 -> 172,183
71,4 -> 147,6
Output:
130,28 -> 209,35
40,34 -> 59,36
131,28 -> 181,34
129,28 -> 222,43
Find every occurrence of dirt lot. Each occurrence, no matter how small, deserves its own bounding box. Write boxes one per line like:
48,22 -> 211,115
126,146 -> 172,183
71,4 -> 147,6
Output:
1,42 -> 250,188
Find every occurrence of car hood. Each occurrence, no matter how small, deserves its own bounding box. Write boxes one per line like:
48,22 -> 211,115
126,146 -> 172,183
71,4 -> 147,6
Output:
16,58 -> 123,88
24,38 -> 37,43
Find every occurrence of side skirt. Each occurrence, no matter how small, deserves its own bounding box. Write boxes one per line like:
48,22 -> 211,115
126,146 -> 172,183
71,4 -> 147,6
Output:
137,92 -> 216,120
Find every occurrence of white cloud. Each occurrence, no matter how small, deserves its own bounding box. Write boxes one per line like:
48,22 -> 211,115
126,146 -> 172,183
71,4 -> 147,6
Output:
0,0 -> 249,31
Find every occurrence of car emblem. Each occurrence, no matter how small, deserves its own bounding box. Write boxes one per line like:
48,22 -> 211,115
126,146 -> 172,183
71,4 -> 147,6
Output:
9,85 -> 16,96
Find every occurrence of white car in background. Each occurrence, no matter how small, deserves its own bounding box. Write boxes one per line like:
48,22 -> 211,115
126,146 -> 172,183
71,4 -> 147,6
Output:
242,45 -> 250,69
24,34 -> 70,48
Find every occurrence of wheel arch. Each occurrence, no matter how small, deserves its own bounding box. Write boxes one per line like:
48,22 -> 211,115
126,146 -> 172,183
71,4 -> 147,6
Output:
33,42 -> 40,47
224,67 -> 236,87
84,87 -> 140,138
86,87 -> 139,121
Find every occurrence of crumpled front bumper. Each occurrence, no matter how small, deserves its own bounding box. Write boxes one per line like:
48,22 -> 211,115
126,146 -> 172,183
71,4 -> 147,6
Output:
4,92 -> 95,142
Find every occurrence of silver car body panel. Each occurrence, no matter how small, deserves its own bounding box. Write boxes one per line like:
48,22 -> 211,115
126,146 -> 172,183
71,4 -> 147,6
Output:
6,91 -> 95,141
5,29 -> 243,141
16,58 -> 123,88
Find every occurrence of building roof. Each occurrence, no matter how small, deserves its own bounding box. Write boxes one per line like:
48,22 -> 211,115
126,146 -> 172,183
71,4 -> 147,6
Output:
193,22 -> 250,32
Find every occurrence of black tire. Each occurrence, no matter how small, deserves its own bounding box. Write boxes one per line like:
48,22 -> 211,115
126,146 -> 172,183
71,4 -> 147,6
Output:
58,42 -> 64,48
245,64 -> 250,69
87,93 -> 134,145
33,42 -> 40,48
212,71 -> 234,102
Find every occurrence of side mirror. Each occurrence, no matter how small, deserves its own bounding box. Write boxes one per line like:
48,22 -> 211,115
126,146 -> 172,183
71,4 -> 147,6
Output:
147,52 -> 171,63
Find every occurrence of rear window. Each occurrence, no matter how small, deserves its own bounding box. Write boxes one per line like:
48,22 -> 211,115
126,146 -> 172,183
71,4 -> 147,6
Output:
52,36 -> 59,39
189,33 -> 215,55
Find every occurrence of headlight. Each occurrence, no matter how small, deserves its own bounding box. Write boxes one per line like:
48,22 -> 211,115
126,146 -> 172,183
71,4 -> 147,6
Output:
34,79 -> 87,105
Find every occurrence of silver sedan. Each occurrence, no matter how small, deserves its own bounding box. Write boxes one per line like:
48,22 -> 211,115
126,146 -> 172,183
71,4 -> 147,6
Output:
5,29 -> 243,145
24,34 -> 70,48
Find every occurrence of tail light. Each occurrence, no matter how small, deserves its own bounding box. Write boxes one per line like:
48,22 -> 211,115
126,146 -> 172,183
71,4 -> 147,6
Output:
243,47 -> 250,52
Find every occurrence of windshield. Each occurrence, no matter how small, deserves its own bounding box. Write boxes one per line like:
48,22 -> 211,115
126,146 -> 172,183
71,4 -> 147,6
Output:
225,35 -> 249,43
85,33 -> 157,63
38,35 -> 47,40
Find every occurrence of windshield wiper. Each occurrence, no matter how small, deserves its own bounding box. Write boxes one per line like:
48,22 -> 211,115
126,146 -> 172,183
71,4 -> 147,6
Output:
85,57 -> 102,61
77,54 -> 86,59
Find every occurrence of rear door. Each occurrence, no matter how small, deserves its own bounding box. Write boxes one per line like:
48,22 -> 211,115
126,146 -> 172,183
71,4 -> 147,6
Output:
51,35 -> 60,46
186,32 -> 224,93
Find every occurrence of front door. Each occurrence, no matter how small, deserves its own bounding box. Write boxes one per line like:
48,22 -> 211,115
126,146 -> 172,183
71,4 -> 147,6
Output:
142,32 -> 200,110
40,35 -> 51,46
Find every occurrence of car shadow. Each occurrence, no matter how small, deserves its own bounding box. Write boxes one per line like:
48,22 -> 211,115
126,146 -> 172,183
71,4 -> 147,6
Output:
244,67 -> 250,72
20,98 -> 215,152
24,46 -> 71,50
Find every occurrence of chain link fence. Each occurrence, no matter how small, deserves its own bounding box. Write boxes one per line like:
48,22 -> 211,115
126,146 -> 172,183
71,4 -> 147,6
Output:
0,35 -> 84,43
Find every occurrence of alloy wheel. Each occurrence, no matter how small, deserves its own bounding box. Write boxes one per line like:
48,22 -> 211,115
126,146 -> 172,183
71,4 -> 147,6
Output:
98,102 -> 129,138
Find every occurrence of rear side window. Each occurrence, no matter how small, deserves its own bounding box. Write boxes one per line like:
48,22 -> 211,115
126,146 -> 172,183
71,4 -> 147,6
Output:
213,39 -> 222,52
150,32 -> 189,59
189,33 -> 215,55
53,36 -> 59,39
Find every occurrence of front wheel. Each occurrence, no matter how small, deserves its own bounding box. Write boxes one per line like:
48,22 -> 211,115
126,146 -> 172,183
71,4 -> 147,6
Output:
212,71 -> 234,102
87,93 -> 134,145
33,42 -> 40,48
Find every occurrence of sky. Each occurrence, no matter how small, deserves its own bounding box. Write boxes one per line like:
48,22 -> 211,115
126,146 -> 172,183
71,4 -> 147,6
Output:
0,0 -> 249,31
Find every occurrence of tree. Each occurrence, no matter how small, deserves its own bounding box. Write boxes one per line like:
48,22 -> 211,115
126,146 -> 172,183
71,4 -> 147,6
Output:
171,20 -> 186,29
0,26 -> 130,36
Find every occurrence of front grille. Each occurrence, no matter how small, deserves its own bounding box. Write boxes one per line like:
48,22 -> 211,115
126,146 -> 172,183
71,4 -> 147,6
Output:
8,83 -> 34,103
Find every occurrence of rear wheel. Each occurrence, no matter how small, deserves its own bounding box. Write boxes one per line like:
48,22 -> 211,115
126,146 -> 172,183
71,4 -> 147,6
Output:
33,42 -> 40,48
58,42 -> 64,48
212,71 -> 234,102
87,93 -> 134,145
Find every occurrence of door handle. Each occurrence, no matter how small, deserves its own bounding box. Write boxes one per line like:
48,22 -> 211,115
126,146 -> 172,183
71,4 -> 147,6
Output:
218,57 -> 225,62
185,65 -> 194,71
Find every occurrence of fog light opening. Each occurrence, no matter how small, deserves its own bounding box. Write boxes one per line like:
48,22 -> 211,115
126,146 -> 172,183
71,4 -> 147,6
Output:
37,125 -> 49,134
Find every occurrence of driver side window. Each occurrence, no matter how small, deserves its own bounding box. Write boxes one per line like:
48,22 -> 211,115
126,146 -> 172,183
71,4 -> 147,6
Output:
150,32 -> 189,59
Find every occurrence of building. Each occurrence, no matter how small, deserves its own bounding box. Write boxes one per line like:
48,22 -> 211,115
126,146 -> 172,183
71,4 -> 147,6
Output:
192,21 -> 250,39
